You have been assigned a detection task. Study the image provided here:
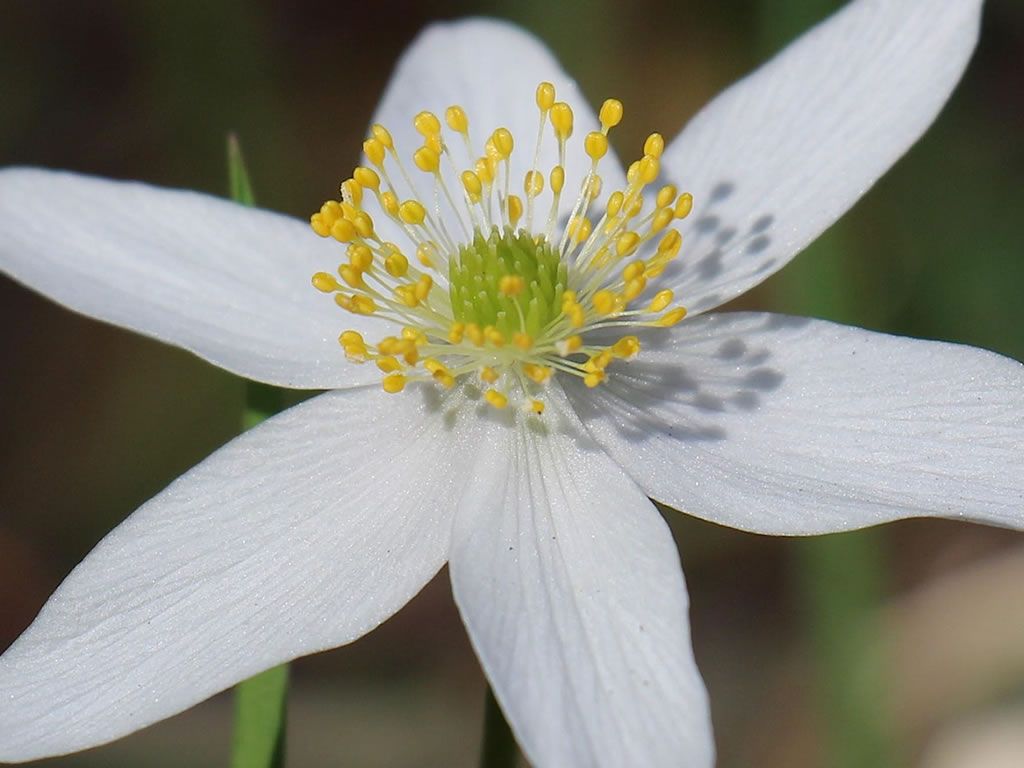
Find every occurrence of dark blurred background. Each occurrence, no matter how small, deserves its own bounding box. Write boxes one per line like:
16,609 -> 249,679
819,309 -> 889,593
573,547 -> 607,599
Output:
1,1 -> 1023,766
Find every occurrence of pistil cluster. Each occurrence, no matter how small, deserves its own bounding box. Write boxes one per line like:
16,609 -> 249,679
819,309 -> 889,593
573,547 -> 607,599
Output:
309,82 -> 692,412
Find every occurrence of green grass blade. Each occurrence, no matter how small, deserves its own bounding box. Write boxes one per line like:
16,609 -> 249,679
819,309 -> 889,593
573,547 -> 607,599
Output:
227,134 -> 290,768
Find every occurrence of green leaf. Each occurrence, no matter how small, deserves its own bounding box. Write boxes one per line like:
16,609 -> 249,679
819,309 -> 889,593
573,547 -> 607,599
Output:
227,133 -> 256,207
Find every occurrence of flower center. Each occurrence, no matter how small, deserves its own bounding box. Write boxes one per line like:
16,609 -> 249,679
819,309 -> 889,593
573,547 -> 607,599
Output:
449,229 -> 565,336
308,82 -> 693,413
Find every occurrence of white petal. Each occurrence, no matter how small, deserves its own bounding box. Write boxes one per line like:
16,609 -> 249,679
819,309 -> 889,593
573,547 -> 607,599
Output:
0,168 -> 392,389
566,313 -> 1024,535
366,18 -> 625,243
661,0 -> 983,314
0,385 -> 484,762
449,388 -> 713,768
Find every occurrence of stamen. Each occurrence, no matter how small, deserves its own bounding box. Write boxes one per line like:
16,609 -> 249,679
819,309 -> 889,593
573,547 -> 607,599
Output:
309,82 -> 695,408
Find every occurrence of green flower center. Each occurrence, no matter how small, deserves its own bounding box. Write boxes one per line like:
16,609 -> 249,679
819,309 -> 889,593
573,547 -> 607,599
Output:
449,228 -> 567,338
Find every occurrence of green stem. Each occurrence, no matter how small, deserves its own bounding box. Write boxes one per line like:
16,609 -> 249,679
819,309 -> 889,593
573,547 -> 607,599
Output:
227,134 -> 290,768
479,684 -> 519,768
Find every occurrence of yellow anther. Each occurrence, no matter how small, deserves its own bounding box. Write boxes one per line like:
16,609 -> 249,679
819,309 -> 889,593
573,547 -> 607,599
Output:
492,128 -> 514,158
352,212 -> 375,238
612,336 -> 641,359
417,242 -> 438,268
674,193 -> 693,219
484,389 -> 509,409
480,366 -> 499,384
339,201 -> 359,220
584,371 -> 605,388
508,195 -> 523,226
649,289 -> 674,312
349,295 -> 377,315
382,373 -> 406,393
626,160 -> 640,185
448,322 -> 465,344
523,363 -> 552,384
402,326 -> 427,345
339,264 -> 365,289
341,342 -> 367,363
550,102 -> 574,140
536,82 -> 556,112
376,356 -> 403,373
561,289 -> 577,305
622,260 -> 646,282
348,245 -> 373,271
513,332 -> 533,351
568,215 -> 592,243
657,229 -> 682,256
652,207 -> 674,233
593,289 -> 618,315
524,170 -> 544,197
623,277 -> 647,302
334,293 -> 352,310
413,111 -> 441,137
312,272 -> 338,293
378,336 -> 401,355
643,133 -> 665,158
394,285 -> 418,307
599,98 -> 624,129
586,175 -> 603,200
529,399 -> 545,415
363,138 -> 386,167
499,274 -> 525,296
385,250 -> 409,277
422,358 -> 443,374
584,131 -> 609,161
330,218 -> 357,242
353,166 -> 380,190
340,179 -> 362,207
414,274 -> 433,302
400,343 -> 419,367
310,213 -> 331,237
485,326 -> 506,347
434,370 -> 456,389
340,330 -> 364,347
565,335 -> 583,353
656,184 -> 677,209
484,136 -> 500,161
381,191 -> 400,216
413,145 -> 440,173
592,350 -> 614,370
658,306 -> 689,326
445,105 -> 469,133
320,200 -> 343,223
549,165 -> 565,194
399,200 -> 426,225
465,322 -> 485,346
616,231 -> 640,257
606,191 -> 624,218
461,170 -> 483,200
638,154 -> 660,184
371,124 -> 394,149
569,304 -> 585,327
476,156 -> 496,184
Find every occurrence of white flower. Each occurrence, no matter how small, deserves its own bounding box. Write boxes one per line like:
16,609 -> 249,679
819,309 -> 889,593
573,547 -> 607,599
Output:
0,2 -> 1019,766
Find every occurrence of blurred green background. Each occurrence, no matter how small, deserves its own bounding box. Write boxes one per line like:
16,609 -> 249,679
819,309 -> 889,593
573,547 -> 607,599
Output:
1,1 -> 1022,766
